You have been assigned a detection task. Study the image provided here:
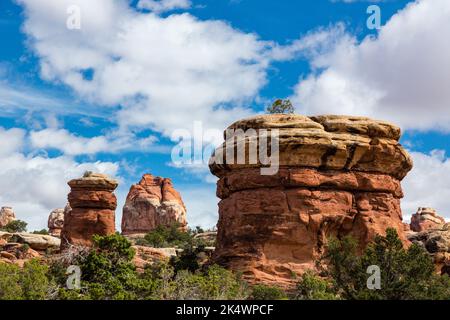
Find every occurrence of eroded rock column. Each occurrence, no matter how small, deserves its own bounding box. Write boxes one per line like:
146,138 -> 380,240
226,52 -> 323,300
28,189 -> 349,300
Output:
61,173 -> 118,249
209,114 -> 413,287
121,174 -> 187,235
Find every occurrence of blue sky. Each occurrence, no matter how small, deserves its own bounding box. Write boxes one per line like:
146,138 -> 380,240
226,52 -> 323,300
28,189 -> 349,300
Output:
1,0 -> 449,231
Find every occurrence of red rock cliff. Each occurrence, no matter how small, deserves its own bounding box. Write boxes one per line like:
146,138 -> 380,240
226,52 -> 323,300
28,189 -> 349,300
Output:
121,174 -> 187,235
209,114 -> 413,287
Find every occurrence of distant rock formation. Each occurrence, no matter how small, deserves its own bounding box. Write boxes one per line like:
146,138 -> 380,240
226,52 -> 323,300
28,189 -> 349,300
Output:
0,207 -> 16,228
121,174 -> 187,235
408,224 -> 450,276
209,114 -> 413,287
61,172 -> 118,249
410,207 -> 446,232
48,206 -> 68,237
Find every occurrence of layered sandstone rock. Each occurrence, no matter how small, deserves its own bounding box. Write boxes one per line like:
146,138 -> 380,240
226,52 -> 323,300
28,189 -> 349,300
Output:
209,114 -> 413,287
48,206 -> 67,237
0,207 -> 15,228
410,207 -> 446,232
122,174 -> 187,235
0,231 -> 60,251
61,173 -> 118,249
132,245 -> 177,272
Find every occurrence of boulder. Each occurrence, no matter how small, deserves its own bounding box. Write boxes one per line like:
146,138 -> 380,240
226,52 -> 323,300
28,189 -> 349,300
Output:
408,224 -> 450,275
48,206 -> 67,237
410,207 -> 446,232
15,233 -> 60,251
132,245 -> 177,272
0,207 -> 15,228
61,173 -> 118,249
122,174 -> 187,235
209,114 -> 413,287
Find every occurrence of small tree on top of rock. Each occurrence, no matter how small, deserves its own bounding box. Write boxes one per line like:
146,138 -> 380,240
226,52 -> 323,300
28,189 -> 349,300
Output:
266,99 -> 295,114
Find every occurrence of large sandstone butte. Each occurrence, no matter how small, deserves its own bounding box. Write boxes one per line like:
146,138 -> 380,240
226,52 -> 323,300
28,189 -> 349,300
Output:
121,174 -> 187,235
61,173 -> 118,249
209,114 -> 413,287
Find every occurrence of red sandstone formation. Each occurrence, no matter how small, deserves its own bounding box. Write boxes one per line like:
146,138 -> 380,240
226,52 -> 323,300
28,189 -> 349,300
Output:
61,173 -> 118,249
209,114 -> 413,287
410,207 -> 446,232
121,174 -> 187,235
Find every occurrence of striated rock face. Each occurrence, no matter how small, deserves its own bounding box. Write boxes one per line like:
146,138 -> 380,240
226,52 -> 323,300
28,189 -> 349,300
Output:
121,174 -> 187,235
48,206 -> 67,237
209,114 -> 413,287
61,173 -> 118,249
410,207 -> 446,232
0,207 -> 15,228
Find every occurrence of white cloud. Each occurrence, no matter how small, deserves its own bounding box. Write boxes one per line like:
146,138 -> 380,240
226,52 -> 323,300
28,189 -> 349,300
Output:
137,0 -> 192,14
29,127 -> 170,156
0,127 -> 119,231
291,0 -> 450,131
17,0 -> 271,137
402,150 -> 450,223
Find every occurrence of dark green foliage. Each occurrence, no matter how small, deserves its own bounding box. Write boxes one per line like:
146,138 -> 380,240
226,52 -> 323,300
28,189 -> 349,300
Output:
1,220 -> 27,233
266,99 -> 295,114
0,259 -> 50,300
318,228 -> 450,300
144,223 -> 193,248
32,229 -> 49,235
251,284 -> 288,300
295,271 -> 338,300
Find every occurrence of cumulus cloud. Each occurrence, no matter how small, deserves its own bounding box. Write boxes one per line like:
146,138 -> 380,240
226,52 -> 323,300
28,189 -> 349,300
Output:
137,0 -> 192,13
17,0 -> 271,137
402,150 -> 450,222
0,127 -> 119,231
291,0 -> 450,131
29,128 -> 167,156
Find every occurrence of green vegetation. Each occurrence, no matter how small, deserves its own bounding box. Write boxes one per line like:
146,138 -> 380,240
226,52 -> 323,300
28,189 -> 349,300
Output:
266,99 -> 295,114
32,229 -> 49,235
0,260 -> 49,300
250,284 -> 288,300
0,220 -> 27,233
297,228 -> 450,300
1,228 -> 450,300
141,223 -> 215,248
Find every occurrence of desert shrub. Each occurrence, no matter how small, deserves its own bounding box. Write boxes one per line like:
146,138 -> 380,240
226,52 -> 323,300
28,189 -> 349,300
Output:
295,271 -> 338,300
0,263 -> 23,300
319,228 -> 450,300
144,223 -> 193,248
32,229 -> 49,235
251,284 -> 288,300
1,220 -> 27,233
0,259 -> 50,300
266,99 -> 294,114
55,234 -> 139,300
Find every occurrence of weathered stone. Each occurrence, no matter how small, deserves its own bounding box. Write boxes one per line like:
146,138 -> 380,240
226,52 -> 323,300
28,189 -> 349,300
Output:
122,174 -> 187,235
410,207 -> 446,232
0,207 -> 15,228
61,173 -> 117,249
132,245 -> 177,272
48,207 -> 66,237
408,224 -> 450,275
209,114 -> 413,287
